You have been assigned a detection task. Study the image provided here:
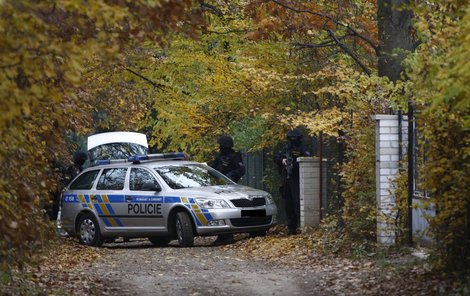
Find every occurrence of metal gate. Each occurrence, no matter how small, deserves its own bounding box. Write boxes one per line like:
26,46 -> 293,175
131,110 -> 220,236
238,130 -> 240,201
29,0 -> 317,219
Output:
239,151 -> 265,190
238,136 -> 341,222
404,102 -> 434,244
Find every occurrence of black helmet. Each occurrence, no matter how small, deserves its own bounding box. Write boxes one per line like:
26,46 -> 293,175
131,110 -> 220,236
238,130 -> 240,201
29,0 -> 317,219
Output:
217,135 -> 234,148
73,151 -> 88,166
286,128 -> 302,139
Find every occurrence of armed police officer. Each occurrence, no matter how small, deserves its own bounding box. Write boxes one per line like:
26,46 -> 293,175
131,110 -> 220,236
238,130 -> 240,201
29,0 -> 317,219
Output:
210,135 -> 246,244
46,150 -> 87,221
274,128 -> 311,235
66,150 -> 88,182
210,136 -> 245,183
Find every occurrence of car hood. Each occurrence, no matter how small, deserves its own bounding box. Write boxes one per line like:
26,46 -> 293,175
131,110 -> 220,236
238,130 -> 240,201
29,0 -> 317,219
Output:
171,185 -> 269,199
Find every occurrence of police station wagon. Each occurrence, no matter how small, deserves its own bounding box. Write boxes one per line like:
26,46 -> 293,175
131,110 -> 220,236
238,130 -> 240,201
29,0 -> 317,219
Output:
58,152 -> 277,247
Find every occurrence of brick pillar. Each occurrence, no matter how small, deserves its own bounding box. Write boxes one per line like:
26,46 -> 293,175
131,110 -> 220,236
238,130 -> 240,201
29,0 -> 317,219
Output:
298,157 -> 325,228
373,115 -> 408,246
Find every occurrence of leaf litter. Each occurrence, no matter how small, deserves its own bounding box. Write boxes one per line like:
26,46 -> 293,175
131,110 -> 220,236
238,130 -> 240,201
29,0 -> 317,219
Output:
3,228 -> 465,295
2,237 -> 111,295
223,226 -> 463,295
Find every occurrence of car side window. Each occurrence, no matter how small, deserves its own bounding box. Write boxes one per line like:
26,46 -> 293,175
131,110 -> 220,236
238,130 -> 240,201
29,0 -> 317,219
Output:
130,168 -> 157,191
96,168 -> 127,190
69,170 -> 100,190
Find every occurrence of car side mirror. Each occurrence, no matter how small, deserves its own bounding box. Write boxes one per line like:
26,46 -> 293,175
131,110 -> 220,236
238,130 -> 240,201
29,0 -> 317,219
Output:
142,181 -> 161,192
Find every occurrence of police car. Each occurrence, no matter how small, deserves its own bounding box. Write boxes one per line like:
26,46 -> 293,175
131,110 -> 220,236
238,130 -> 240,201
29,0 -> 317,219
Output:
58,152 -> 277,247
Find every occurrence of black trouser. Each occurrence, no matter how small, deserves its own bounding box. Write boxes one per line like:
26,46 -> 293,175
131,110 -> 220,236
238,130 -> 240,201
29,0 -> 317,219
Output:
282,177 -> 300,231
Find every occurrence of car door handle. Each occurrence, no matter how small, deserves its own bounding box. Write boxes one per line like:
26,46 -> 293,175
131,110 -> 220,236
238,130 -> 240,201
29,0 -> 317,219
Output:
90,195 -> 98,201
125,196 -> 133,202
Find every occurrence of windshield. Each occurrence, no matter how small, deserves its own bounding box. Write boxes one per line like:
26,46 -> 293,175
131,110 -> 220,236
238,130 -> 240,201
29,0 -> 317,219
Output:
154,164 -> 233,189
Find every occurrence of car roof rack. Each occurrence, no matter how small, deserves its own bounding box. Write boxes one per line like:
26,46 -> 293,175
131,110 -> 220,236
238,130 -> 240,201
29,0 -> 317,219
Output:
91,152 -> 187,166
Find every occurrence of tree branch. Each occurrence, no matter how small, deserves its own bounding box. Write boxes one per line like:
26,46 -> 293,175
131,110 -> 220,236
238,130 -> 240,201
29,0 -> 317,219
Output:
327,29 -> 371,76
412,39 -> 423,51
269,0 -> 379,53
211,63 -> 262,99
201,2 -> 225,18
292,41 -> 336,49
125,68 -> 190,95
202,28 -> 251,35
125,68 -> 166,90
292,34 -> 351,49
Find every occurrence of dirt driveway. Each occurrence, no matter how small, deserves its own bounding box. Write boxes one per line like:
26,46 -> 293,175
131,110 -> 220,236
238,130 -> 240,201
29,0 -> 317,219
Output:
85,237 -> 321,296
21,234 -> 441,296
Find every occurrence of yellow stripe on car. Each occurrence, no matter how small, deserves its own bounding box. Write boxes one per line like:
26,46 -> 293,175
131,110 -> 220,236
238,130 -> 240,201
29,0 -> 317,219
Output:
191,204 -> 207,225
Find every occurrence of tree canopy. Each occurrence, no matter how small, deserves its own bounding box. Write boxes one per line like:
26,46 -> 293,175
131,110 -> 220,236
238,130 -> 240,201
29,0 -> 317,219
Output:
0,0 -> 202,271
1,0 -> 468,277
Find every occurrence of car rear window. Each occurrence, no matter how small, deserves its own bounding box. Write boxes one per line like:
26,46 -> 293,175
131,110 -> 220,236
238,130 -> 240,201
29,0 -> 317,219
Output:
130,168 -> 158,191
69,170 -> 100,190
96,168 -> 127,190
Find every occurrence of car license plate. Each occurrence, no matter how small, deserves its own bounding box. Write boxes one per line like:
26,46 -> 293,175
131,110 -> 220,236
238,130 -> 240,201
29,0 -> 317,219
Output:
241,209 -> 266,217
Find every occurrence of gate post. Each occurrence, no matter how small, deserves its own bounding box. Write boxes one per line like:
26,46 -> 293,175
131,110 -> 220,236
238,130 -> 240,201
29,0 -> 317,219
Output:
298,157 -> 326,228
373,115 -> 408,246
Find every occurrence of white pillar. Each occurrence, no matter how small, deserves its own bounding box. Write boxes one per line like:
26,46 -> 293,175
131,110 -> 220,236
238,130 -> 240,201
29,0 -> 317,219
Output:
373,115 -> 408,246
298,157 -> 325,228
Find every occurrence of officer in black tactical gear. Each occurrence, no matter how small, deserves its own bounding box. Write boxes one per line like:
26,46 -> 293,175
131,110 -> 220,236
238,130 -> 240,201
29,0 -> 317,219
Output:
66,150 -> 88,182
210,135 -> 246,244
46,151 -> 87,220
45,160 -> 68,220
274,128 -> 311,235
211,136 -> 246,183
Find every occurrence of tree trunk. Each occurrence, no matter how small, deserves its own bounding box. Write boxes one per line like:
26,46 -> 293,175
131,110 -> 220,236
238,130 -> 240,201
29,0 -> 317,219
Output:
378,0 -> 414,82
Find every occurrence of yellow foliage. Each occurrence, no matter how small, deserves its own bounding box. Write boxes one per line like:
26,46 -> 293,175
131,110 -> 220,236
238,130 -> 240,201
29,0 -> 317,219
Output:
402,0 -> 470,274
0,0 -> 200,273
280,108 -> 347,137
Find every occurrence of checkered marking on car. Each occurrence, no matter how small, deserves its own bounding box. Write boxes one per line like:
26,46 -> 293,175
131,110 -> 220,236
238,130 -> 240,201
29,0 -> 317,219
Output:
181,197 -> 213,226
75,194 -> 123,227
65,194 -> 213,227
91,194 -> 124,227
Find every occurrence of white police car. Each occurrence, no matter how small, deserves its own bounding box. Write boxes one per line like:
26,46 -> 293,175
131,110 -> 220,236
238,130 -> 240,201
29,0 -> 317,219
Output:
58,152 -> 277,247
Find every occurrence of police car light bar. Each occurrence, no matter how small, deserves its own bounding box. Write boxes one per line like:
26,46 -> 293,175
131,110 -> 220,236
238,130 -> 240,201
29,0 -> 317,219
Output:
93,159 -> 128,166
92,152 -> 187,166
128,152 -> 186,163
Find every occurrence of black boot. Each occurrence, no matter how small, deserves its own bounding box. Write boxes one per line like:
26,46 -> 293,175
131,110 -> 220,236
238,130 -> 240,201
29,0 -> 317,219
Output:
211,234 -> 235,245
287,228 -> 299,235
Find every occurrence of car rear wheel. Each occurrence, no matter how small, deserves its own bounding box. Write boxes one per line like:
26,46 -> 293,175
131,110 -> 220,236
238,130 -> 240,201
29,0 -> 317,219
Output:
78,213 -> 103,247
175,211 -> 194,247
148,236 -> 172,246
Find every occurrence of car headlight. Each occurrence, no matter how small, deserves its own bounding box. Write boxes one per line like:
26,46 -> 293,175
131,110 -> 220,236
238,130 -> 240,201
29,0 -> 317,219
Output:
265,194 -> 275,205
195,198 -> 230,209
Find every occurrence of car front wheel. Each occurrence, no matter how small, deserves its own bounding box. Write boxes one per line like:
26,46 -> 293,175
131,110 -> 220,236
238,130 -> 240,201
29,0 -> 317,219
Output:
78,213 -> 103,247
175,211 -> 194,247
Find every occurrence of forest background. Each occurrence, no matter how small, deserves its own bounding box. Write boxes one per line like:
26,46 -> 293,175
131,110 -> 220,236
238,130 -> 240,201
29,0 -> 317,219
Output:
0,0 -> 468,285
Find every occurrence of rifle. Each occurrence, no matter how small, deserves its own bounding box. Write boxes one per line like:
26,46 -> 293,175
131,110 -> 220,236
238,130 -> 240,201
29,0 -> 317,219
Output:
285,145 -> 294,180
